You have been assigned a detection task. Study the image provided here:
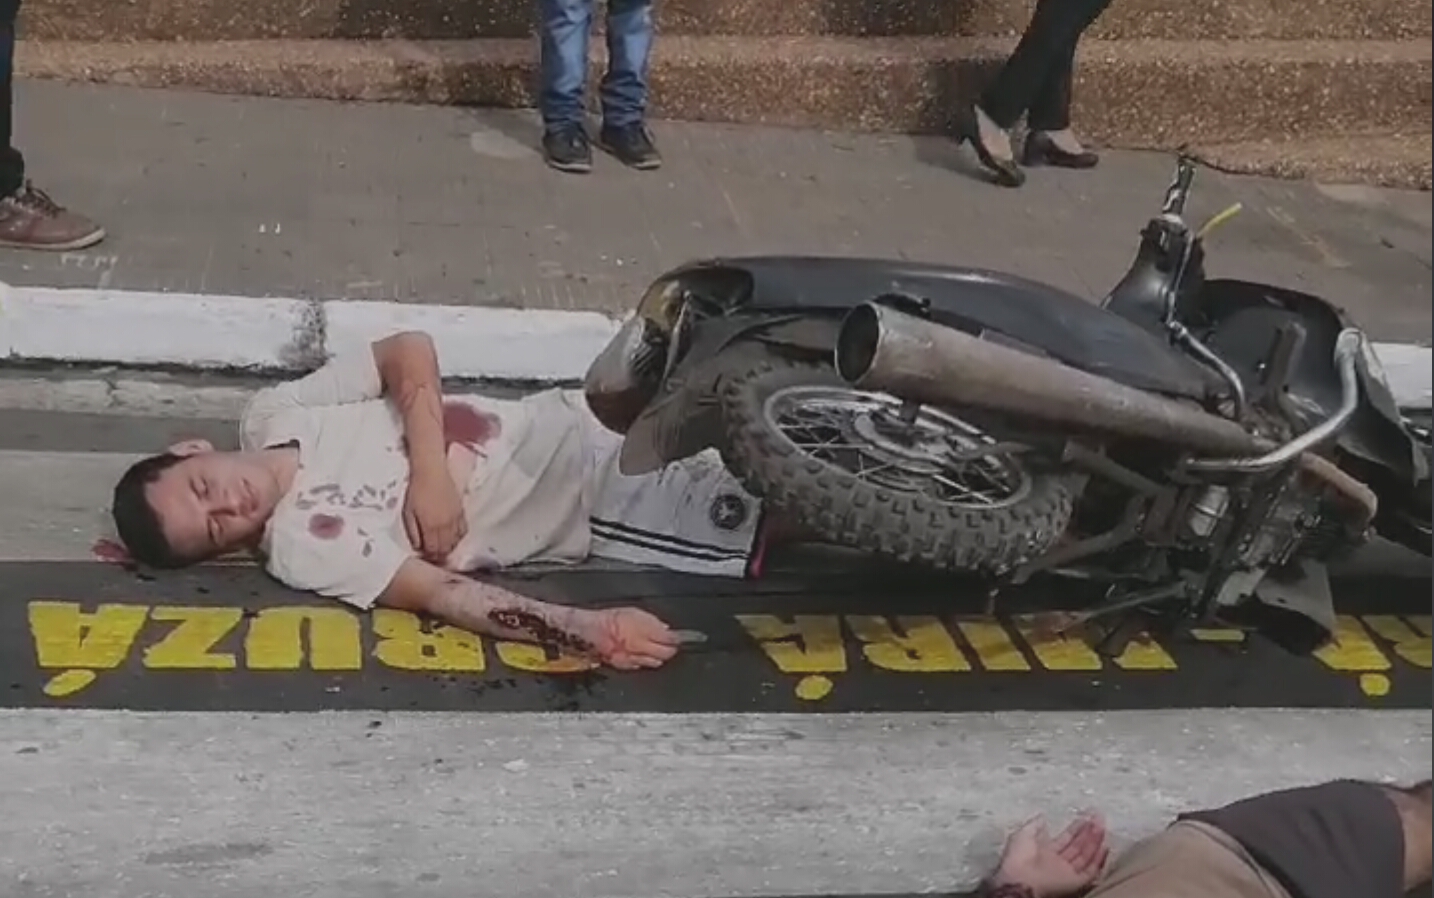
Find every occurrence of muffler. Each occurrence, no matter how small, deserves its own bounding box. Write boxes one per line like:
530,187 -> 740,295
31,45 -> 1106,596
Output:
834,302 -> 1269,457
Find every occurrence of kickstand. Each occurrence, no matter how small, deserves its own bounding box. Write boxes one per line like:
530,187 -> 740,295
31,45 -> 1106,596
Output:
1047,581 -> 1192,656
1089,614 -> 1148,658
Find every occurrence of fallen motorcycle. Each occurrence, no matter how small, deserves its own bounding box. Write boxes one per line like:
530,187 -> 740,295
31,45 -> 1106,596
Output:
584,155 -> 1431,654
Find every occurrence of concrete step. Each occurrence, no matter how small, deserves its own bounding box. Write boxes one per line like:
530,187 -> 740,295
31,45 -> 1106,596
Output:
1193,132 -> 1434,190
19,38 -> 1431,149
20,0 -> 1431,42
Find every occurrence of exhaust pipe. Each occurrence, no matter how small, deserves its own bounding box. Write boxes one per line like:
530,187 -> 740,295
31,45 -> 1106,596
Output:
834,302 -> 1269,457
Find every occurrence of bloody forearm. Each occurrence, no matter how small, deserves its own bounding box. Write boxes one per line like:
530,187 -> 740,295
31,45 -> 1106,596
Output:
427,574 -> 596,655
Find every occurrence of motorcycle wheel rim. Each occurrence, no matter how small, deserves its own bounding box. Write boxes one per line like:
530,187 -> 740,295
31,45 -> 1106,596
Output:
761,385 -> 1033,510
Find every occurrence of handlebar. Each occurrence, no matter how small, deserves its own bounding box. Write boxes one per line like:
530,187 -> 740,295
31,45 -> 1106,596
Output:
1160,154 -> 1199,219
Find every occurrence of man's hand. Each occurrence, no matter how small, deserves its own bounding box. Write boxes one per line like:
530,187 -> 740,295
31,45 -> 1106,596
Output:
578,607 -> 681,670
988,814 -> 1109,898
402,468 -> 468,562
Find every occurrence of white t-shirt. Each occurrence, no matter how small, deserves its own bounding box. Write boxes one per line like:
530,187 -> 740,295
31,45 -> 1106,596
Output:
240,350 -> 593,610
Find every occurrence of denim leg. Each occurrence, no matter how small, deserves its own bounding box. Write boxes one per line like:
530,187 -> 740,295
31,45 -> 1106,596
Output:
538,0 -> 593,133
599,0 -> 654,129
0,0 -> 23,195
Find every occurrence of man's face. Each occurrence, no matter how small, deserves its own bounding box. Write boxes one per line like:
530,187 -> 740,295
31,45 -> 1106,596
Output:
146,440 -> 285,561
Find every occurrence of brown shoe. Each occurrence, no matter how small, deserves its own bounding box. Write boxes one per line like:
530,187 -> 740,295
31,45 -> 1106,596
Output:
0,181 -> 106,251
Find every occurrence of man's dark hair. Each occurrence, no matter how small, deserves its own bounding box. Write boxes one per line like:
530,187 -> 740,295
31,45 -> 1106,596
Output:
111,453 -> 192,569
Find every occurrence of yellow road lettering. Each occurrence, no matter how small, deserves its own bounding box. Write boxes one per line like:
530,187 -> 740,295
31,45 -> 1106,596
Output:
1361,615 -> 1431,669
1112,635 -> 1178,671
846,615 -> 970,672
1012,616 -> 1102,671
144,607 -> 242,670
245,607 -> 363,671
1190,628 -> 1246,643
495,642 -> 597,674
372,609 -> 484,672
954,620 -> 1031,671
28,601 -> 148,670
1314,615 -> 1391,672
735,614 -> 847,674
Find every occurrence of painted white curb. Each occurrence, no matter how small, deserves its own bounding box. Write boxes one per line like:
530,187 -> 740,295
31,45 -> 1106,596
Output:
0,284 -> 624,382
0,284 -> 1428,406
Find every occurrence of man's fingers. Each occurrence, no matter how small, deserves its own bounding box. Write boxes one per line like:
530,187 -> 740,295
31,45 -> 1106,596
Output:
404,515 -> 426,555
1051,817 -> 1081,854
1091,845 -> 1111,874
1065,818 -> 1108,871
1055,818 -> 1093,859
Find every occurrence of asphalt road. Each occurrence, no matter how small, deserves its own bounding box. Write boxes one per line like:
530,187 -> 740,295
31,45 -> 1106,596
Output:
0,370 -> 1428,898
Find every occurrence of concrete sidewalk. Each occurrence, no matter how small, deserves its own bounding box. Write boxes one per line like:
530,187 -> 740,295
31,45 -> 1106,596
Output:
0,709 -> 1427,898
0,81 -> 1429,381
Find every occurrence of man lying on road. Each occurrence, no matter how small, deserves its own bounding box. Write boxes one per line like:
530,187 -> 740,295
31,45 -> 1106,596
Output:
109,330 -> 785,670
976,776 -> 1431,898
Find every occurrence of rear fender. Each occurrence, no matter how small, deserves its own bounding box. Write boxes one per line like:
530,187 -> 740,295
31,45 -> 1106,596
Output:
613,314 -> 842,475
1199,278 -> 1426,485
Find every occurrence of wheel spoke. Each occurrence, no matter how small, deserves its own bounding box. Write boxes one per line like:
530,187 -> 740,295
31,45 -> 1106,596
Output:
763,385 -> 1034,510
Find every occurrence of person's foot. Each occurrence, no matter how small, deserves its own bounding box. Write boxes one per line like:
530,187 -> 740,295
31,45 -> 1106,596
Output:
956,104 -> 1025,188
597,123 -> 663,170
542,126 -> 593,174
985,814 -> 1110,898
0,181 -> 106,251
1022,130 -> 1100,169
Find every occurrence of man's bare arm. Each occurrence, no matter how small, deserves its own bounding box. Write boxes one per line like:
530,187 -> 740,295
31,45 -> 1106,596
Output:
370,332 -> 468,559
378,557 -> 680,670
371,331 -> 447,477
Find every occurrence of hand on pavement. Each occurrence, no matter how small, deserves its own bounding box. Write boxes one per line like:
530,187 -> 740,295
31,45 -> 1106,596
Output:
989,813 -> 1110,898
583,607 -> 681,670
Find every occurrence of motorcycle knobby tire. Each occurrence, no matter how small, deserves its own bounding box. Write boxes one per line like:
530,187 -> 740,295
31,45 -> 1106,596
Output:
717,358 -> 1080,573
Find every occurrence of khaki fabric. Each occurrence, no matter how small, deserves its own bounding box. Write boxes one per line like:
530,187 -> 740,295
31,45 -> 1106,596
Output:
1090,821 -> 1294,898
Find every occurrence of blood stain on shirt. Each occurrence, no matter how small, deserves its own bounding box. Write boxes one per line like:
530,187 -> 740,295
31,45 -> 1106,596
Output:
443,402 -> 501,450
308,513 -> 345,540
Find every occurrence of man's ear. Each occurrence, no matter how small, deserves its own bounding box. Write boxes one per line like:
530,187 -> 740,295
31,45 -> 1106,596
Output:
168,438 -> 215,457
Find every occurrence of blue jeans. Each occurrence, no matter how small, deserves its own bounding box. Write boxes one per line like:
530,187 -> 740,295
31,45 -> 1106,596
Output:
0,0 -> 21,195
538,0 -> 653,133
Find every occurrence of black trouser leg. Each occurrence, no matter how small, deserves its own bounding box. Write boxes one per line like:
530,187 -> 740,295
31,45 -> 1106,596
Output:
980,0 -> 1113,131
0,0 -> 24,197
1026,40 -> 1077,133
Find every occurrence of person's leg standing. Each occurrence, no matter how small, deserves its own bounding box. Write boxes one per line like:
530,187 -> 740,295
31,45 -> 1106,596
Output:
596,0 -> 660,170
0,0 -> 103,249
0,0 -> 21,201
981,0 -> 1107,130
538,0 -> 595,173
1022,0 -> 1111,167
957,0 -> 1097,187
